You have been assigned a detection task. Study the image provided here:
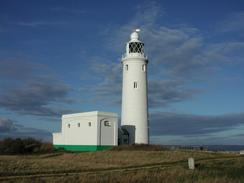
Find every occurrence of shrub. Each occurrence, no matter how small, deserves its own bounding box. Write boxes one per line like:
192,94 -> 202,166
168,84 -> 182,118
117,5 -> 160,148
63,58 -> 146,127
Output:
0,138 -> 54,154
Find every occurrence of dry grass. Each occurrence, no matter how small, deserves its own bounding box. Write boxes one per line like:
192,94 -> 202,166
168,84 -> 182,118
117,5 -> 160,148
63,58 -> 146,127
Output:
0,150 -> 224,175
0,149 -> 243,183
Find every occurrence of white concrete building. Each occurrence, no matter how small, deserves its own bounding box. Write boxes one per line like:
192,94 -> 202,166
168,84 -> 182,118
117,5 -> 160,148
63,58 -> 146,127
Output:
121,29 -> 149,144
53,111 -> 118,151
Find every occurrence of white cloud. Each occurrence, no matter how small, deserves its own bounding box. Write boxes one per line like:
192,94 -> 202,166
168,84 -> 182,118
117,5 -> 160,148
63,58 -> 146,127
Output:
84,3 -> 244,109
219,12 -> 244,33
0,118 -> 15,132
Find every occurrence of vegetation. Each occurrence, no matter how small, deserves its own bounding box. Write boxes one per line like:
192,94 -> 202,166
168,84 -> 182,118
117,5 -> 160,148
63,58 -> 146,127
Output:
0,150 -> 243,182
0,140 -> 243,182
0,138 -> 53,154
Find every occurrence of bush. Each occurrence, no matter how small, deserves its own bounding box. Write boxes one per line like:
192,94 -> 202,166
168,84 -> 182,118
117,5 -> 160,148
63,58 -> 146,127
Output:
0,138 -> 54,154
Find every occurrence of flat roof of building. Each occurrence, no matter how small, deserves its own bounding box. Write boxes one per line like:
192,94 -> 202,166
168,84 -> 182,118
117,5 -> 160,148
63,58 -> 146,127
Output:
62,111 -> 118,119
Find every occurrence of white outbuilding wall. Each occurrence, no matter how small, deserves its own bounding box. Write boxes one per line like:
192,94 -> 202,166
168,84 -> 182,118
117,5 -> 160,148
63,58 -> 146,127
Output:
53,111 -> 118,151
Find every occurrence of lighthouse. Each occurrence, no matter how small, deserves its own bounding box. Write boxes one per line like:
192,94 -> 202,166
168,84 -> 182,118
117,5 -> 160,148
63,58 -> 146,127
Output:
121,29 -> 149,144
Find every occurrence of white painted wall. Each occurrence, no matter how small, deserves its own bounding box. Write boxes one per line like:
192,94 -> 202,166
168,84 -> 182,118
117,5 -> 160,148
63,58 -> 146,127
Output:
62,113 -> 98,145
53,132 -> 63,145
121,31 -> 149,144
53,111 -> 118,146
98,114 -> 118,146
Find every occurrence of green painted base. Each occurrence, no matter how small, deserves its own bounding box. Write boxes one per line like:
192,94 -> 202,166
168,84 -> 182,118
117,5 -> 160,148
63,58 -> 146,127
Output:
54,144 -> 113,152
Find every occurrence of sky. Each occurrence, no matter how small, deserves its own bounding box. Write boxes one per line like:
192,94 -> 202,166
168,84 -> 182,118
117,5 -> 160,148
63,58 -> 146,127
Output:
0,0 -> 244,145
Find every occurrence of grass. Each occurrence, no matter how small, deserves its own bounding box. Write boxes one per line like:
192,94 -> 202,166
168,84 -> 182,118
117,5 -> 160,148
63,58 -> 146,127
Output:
0,146 -> 243,183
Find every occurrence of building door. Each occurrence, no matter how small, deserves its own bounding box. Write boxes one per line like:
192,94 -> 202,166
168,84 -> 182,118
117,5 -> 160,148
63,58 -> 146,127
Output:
100,120 -> 115,145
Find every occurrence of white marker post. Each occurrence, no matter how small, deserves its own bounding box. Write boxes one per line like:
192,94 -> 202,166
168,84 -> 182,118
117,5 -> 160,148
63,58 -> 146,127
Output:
188,157 -> 195,170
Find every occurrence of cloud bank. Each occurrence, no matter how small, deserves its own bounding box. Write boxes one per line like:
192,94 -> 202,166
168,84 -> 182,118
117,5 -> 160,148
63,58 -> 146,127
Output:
0,118 -> 51,141
0,58 -> 72,117
150,112 -> 244,136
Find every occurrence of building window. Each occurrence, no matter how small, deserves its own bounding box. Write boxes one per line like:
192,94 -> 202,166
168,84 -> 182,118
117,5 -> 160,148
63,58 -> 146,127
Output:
67,124 -> 70,128
88,122 -> 91,126
125,64 -> 128,71
142,64 -> 146,72
134,82 -> 138,88
78,123 -> 80,127
104,121 -> 111,127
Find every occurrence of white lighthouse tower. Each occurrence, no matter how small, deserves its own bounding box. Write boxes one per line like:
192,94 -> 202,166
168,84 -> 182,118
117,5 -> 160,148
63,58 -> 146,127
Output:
121,29 -> 149,144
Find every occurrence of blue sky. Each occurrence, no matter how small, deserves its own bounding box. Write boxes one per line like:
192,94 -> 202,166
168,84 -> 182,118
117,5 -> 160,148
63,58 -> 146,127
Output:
0,0 -> 244,145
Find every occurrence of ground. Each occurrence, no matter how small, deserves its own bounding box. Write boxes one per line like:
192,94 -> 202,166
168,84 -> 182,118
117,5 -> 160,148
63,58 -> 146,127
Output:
0,147 -> 244,183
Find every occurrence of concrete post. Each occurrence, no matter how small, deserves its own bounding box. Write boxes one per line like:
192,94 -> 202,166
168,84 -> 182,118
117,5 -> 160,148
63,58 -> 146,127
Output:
188,157 -> 195,170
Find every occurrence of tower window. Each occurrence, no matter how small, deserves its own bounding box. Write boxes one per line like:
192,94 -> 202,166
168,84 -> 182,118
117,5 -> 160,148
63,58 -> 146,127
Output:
78,123 -> 80,127
142,64 -> 146,72
125,64 -> 128,71
67,124 -> 70,128
134,82 -> 138,88
129,42 -> 144,54
88,122 -> 91,126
